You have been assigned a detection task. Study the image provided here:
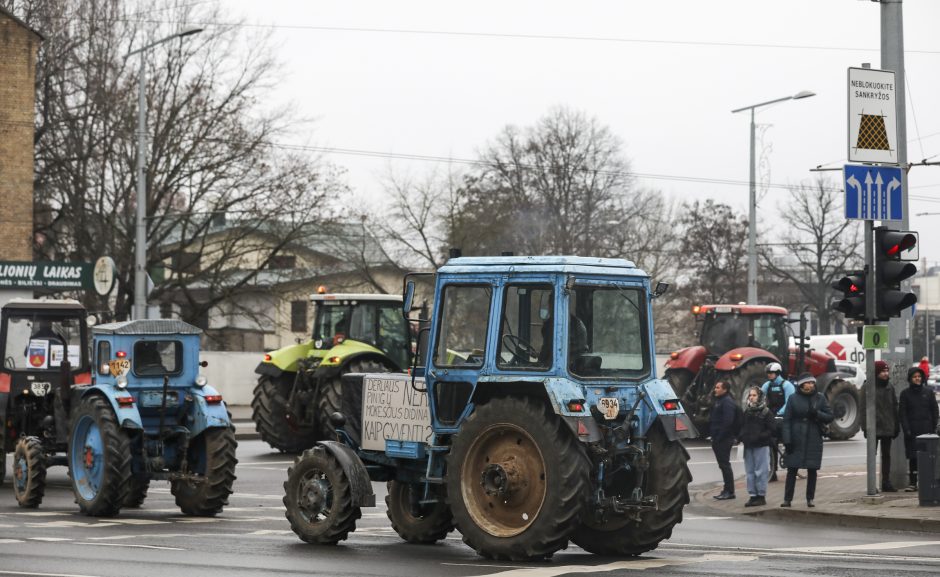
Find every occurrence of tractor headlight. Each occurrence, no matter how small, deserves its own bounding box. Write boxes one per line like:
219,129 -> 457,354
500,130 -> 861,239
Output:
115,375 -> 128,389
195,374 -> 208,388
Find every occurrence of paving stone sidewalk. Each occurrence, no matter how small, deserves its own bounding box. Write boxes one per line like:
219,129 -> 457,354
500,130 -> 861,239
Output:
694,465 -> 940,532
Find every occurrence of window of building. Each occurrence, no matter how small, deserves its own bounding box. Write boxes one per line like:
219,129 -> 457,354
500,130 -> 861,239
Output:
268,255 -> 296,270
291,300 -> 308,333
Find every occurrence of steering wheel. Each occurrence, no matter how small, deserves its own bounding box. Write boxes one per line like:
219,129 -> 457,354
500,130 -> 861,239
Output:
502,334 -> 538,362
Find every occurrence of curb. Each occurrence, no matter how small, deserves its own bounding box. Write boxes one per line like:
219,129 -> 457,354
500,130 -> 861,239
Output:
233,421 -> 260,441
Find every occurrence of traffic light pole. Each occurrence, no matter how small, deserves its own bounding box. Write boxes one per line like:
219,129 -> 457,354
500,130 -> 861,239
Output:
864,220 -> 877,496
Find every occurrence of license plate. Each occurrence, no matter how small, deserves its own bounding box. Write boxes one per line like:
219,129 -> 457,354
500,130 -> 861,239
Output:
30,382 -> 51,396
597,397 -> 620,420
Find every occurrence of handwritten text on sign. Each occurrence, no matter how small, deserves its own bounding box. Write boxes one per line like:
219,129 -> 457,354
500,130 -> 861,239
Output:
361,375 -> 431,451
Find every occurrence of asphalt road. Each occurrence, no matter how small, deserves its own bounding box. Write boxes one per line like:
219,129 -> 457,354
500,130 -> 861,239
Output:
0,437 -> 936,577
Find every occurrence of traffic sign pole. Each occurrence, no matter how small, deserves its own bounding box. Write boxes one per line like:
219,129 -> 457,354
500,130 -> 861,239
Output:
864,220 -> 877,497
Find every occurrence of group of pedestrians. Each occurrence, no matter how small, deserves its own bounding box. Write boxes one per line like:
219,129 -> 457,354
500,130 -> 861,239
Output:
710,359 -> 938,507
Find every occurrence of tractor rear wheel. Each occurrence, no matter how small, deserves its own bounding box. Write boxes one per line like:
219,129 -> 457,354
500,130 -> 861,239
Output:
13,436 -> 46,508
283,445 -> 360,545
252,374 -> 318,453
386,481 -> 454,544
123,476 -> 150,508
69,395 -> 132,517
571,424 -> 691,555
825,379 -> 860,440
317,359 -> 392,440
446,396 -> 589,561
172,427 -> 238,516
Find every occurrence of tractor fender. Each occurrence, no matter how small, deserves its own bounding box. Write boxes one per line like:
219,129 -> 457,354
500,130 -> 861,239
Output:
79,385 -> 142,430
255,361 -> 284,379
664,346 -> 707,375
714,347 -> 781,372
188,385 -> 232,438
641,379 -> 699,441
313,351 -> 401,380
815,372 -> 856,394
318,440 -> 376,507
255,340 -> 315,375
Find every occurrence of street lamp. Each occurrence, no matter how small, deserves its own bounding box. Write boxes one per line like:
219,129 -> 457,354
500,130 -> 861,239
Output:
125,27 -> 203,320
732,90 -> 815,304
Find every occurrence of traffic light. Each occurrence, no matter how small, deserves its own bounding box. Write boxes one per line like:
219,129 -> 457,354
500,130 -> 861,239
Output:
831,270 -> 867,321
874,227 -> 918,320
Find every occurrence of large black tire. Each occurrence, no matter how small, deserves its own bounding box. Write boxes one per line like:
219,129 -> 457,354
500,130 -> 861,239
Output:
446,396 -> 589,561
172,427 -> 238,516
664,369 -> 692,399
123,476 -> 150,508
317,359 -> 392,439
571,424 -> 691,555
725,361 -> 769,406
68,395 -> 132,517
13,436 -> 46,509
252,374 -> 318,453
386,481 -> 454,544
283,445 -> 360,545
826,379 -> 860,440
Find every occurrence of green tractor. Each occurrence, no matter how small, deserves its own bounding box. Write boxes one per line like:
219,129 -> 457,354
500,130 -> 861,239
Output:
252,292 -> 411,452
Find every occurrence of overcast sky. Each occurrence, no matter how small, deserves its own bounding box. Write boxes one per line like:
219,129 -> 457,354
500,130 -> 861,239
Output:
225,0 -> 940,268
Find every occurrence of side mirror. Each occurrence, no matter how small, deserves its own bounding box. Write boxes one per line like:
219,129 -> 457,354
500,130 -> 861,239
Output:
403,280 -> 415,316
652,282 -> 670,298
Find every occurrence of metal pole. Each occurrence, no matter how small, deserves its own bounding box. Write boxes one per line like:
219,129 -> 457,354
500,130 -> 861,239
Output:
134,50 -> 147,321
864,221 -> 877,496
748,107 -> 757,304
879,0 -> 911,492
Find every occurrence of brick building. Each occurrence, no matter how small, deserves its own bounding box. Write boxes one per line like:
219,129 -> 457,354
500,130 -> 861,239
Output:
0,7 -> 40,262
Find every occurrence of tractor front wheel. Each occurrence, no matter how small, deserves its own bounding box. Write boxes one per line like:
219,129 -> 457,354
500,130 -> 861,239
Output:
317,359 -> 392,439
172,427 -> 238,516
826,380 -> 860,440
446,396 -> 589,561
386,481 -> 454,544
124,476 -> 150,508
68,395 -> 132,517
571,424 -> 691,555
13,436 -> 46,508
725,361 -> 769,406
283,445 -> 360,545
252,374 -> 318,453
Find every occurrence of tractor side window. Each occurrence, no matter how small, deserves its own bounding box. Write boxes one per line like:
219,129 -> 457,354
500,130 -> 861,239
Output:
569,286 -> 649,378
377,305 -> 409,369
313,304 -> 351,347
133,340 -> 182,376
497,284 -> 554,370
752,315 -> 787,362
434,284 -> 492,368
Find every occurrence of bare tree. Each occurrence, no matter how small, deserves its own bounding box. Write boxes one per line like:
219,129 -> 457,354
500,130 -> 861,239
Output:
8,0 -> 337,322
760,178 -> 863,333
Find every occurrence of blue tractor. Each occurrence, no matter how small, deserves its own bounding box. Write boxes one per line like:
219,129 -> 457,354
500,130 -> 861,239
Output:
283,256 -> 696,560
68,319 -> 237,517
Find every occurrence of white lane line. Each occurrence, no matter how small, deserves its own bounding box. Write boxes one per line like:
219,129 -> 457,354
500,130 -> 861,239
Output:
28,537 -> 72,542
0,570 -> 102,577
24,521 -> 120,528
777,540 -> 940,552
75,542 -> 184,551
237,461 -> 294,466
449,553 -> 758,576
0,539 -> 23,544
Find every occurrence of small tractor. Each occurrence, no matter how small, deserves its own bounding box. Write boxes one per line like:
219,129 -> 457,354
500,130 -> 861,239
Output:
68,319 -> 237,517
282,256 -> 696,560
664,304 -> 860,440
0,299 -> 91,508
252,292 -> 411,453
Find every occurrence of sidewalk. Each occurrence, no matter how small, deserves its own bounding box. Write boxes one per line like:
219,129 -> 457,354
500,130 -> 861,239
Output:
229,405 -> 260,441
694,465 -> 940,533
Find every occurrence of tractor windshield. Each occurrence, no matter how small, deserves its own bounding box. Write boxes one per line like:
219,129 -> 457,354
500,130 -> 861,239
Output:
312,301 -> 410,369
568,285 -> 650,379
700,312 -> 788,361
2,312 -> 86,371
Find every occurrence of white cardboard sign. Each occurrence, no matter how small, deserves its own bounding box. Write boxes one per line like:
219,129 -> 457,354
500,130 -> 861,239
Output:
360,374 -> 432,451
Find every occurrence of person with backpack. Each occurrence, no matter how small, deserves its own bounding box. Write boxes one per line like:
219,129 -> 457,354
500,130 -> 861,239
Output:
710,380 -> 740,500
899,366 -> 939,491
741,386 -> 776,507
760,362 -> 795,481
859,360 -> 900,492
780,373 -> 833,508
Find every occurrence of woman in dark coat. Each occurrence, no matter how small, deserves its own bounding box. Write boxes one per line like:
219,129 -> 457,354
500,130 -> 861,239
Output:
899,366 -> 939,491
780,373 -> 834,508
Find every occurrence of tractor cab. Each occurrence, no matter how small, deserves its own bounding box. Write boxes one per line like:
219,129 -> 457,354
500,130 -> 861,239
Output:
696,304 -> 790,365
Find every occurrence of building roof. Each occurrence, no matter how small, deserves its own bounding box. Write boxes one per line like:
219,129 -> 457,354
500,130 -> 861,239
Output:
0,6 -> 44,40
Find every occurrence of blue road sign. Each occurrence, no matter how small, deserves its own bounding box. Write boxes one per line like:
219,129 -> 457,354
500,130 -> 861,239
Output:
844,164 -> 903,221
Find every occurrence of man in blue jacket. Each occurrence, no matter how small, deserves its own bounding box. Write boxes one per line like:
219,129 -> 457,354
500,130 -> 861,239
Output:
710,380 -> 738,500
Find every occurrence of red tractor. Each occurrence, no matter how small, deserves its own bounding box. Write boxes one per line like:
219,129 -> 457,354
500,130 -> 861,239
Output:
664,304 -> 860,440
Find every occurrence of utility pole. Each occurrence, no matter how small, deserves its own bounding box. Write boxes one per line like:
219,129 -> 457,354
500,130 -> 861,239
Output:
877,0 -> 912,492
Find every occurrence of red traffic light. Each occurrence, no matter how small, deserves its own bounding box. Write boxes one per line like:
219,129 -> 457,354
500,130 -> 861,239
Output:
878,230 -> 917,259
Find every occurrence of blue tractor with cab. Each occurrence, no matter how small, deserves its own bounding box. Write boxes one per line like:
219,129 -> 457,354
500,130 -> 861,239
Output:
69,319 -> 237,517
283,256 -> 695,560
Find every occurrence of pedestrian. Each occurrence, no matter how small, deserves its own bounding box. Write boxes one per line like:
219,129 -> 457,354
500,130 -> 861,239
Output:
918,356 -> 931,379
760,361 -> 795,482
740,386 -> 776,507
710,380 -> 739,500
899,366 -> 939,491
780,373 -> 833,508
859,360 -> 900,492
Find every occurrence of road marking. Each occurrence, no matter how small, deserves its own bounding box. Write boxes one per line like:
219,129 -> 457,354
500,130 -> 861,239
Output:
0,570 -> 103,577
24,521 -> 119,528
0,539 -> 23,544
452,553 -> 757,576
238,461 -> 294,466
248,529 -> 295,536
28,537 -> 72,542
103,518 -> 170,525
777,540 -> 940,552
75,542 -> 184,551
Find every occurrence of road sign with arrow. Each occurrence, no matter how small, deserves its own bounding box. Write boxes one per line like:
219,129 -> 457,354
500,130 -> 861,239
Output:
843,164 -> 903,221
